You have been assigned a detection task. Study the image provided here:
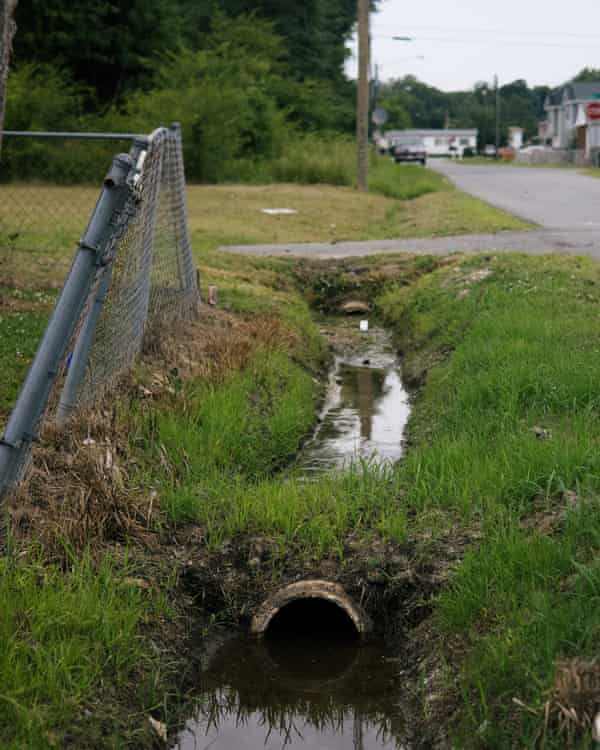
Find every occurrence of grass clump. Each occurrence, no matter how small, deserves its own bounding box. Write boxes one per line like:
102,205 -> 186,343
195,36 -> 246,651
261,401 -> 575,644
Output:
267,136 -> 356,187
266,136 -> 448,200
147,350 -> 318,485
368,159 -> 446,200
0,555 -> 166,749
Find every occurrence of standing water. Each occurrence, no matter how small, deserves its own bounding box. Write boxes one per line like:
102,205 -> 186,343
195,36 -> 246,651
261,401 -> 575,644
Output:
297,326 -> 410,474
174,323 -> 412,750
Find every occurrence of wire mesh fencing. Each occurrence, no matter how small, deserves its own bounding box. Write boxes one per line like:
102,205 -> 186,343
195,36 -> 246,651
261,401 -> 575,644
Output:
0,133 -> 136,279
0,125 -> 200,530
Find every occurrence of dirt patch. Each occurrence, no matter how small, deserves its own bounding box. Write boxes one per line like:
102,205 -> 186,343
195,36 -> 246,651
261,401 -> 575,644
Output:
520,490 -> 599,537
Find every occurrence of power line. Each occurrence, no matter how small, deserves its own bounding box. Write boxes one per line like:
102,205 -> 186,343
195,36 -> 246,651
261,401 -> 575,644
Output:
372,24 -> 600,40
372,33 -> 600,50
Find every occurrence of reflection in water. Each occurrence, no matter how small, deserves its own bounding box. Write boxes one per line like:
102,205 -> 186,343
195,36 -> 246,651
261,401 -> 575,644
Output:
298,331 -> 410,474
175,636 -> 407,750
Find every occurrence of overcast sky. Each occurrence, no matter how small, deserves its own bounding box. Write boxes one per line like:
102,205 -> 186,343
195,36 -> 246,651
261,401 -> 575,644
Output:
346,0 -> 600,91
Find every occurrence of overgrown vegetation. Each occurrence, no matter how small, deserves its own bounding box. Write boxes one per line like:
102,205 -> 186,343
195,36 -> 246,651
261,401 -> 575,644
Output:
2,7 -> 359,183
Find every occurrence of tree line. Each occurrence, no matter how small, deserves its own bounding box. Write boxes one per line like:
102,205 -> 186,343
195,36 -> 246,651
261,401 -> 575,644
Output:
378,68 -> 600,149
3,0 -> 599,181
3,0 -> 364,181
377,76 -> 551,149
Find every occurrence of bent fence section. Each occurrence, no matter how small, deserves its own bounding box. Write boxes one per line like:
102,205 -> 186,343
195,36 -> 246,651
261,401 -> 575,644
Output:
0,125 -> 200,539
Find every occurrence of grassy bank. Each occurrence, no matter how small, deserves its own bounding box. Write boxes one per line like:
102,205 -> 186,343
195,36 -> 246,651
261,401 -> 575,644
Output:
0,170 -> 528,426
4,247 -> 600,747
0,250 -> 330,748
378,253 -> 600,747
0,555 -> 179,748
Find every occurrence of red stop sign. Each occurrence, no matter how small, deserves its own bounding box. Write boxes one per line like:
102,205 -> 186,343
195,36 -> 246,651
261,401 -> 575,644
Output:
587,102 -> 600,121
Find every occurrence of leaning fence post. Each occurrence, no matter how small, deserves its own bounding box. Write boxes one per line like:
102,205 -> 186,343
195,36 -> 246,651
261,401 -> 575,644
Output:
0,151 -> 135,519
55,265 -> 114,425
170,122 -> 200,307
55,138 -> 149,425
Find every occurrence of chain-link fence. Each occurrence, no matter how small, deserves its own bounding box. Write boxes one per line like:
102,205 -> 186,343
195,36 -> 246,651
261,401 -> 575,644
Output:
0,132 -> 140,284
0,125 -> 200,528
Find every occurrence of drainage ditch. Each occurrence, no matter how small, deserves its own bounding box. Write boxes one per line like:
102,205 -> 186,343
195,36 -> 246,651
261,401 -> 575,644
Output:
174,321 -> 416,749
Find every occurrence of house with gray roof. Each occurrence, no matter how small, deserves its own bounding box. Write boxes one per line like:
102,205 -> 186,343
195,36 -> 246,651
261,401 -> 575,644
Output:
543,81 -> 600,157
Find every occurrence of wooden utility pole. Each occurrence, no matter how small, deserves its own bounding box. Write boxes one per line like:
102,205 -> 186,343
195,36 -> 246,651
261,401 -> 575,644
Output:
0,0 -> 17,160
356,0 -> 370,192
494,74 -> 500,159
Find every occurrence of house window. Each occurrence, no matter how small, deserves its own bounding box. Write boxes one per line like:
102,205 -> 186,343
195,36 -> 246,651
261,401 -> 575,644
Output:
435,138 -> 446,146
460,138 -> 470,146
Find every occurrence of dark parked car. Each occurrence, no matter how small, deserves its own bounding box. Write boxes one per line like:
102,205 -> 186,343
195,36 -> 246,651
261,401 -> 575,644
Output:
393,140 -> 427,165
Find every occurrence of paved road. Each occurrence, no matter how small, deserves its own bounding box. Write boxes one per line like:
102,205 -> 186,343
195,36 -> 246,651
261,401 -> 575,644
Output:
431,160 -> 600,230
219,228 -> 600,260
219,161 -> 600,259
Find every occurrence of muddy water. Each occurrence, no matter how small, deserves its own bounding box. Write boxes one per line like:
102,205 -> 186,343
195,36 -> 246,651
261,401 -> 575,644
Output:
175,636 -> 408,750
174,325 -> 411,750
298,327 -> 410,474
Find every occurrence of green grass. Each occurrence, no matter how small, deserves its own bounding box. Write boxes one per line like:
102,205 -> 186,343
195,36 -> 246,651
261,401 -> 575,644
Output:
147,350 -> 319,484
0,554 -> 169,749
377,253 -> 600,747
266,137 -> 356,187
0,156 -> 585,750
0,289 -> 55,419
368,159 -> 445,200
132,278 -> 408,556
5,246 -> 600,747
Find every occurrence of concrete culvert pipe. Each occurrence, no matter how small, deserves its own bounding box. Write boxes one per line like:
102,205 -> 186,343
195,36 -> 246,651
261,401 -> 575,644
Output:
251,580 -> 371,638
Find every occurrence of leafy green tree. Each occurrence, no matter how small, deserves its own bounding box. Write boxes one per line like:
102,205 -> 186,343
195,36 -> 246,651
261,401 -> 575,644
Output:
13,0 -> 182,102
381,75 -> 550,149
574,68 -> 600,82
377,94 -> 411,130
121,15 -> 289,181
4,63 -> 84,129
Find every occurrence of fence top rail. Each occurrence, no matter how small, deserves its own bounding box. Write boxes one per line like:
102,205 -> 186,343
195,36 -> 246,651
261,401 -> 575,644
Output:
0,130 -> 146,140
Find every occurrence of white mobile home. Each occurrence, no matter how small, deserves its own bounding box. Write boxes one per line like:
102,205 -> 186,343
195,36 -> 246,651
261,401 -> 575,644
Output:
385,129 -> 478,157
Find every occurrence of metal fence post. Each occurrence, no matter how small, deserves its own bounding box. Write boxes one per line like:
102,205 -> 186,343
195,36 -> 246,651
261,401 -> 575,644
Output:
170,122 -> 200,305
0,152 -> 135,502
55,265 -> 114,425
55,139 -> 149,424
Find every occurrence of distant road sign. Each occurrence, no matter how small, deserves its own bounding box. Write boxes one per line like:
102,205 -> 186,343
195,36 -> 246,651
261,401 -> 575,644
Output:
587,102 -> 600,121
372,108 -> 388,126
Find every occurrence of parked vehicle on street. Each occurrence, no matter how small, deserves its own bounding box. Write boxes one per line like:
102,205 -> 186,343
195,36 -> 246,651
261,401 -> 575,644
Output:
393,139 -> 427,165
483,144 -> 497,157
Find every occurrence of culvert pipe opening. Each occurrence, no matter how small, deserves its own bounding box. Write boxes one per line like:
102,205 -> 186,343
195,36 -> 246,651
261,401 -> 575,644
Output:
266,597 -> 359,641
251,580 -> 372,640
